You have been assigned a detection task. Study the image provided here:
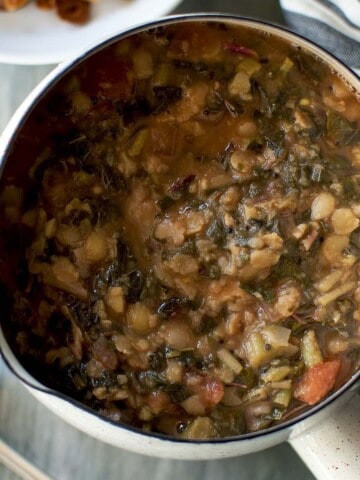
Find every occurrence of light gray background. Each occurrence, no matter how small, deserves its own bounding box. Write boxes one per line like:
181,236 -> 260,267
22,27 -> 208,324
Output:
0,1 -> 315,479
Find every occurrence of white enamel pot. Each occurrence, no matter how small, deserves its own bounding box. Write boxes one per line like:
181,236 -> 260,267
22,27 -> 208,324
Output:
0,14 -> 359,480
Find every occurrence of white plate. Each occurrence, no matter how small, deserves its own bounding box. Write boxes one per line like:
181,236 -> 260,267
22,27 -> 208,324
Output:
0,0 -> 182,65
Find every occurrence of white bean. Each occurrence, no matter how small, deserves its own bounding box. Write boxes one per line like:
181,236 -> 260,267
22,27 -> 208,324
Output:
311,192 -> 335,220
331,208 -> 359,234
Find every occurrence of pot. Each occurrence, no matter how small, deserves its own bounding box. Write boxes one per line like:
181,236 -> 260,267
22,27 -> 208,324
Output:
0,14 -> 359,480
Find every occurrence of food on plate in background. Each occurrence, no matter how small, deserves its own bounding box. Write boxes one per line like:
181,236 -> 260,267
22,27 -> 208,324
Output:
0,0 -> 102,24
52,0 -> 90,24
0,0 -> 29,11
1,21 -> 360,440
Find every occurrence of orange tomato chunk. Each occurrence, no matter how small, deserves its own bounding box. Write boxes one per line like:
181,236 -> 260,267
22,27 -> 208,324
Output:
203,378 -> 224,405
294,359 -> 341,405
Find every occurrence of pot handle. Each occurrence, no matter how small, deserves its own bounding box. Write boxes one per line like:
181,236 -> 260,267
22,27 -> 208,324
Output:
289,392 -> 360,480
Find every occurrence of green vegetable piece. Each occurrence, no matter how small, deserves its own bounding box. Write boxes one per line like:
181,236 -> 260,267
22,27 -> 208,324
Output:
280,155 -> 299,190
180,238 -> 198,256
178,350 -> 203,369
272,256 -> 305,284
244,333 -> 271,368
327,112 -> 360,146
300,330 -> 323,367
210,407 -> 247,437
237,58 -> 261,76
273,389 -> 292,407
265,131 -> 285,159
242,283 -> 276,303
327,154 -> 354,177
181,417 -> 216,439
128,128 -> 149,156
153,63 -> 171,85
280,57 -> 294,73
206,218 -> 226,247
234,367 -> 257,389
245,326 -> 298,368
261,365 -> 291,383
164,383 -> 190,403
149,346 -> 168,371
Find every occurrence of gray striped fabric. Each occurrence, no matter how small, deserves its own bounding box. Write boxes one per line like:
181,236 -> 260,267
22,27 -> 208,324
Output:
279,0 -> 360,74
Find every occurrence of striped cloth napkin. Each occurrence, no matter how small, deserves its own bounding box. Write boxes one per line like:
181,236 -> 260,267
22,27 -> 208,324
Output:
279,0 -> 360,74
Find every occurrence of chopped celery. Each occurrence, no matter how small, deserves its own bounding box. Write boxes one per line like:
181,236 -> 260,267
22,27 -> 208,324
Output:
237,58 -> 261,76
315,270 -> 343,293
181,417 -> 216,439
45,218 -> 57,238
153,63 -> 171,85
228,71 -> 252,100
261,365 -> 291,383
217,348 -> 243,374
300,330 -> 323,367
245,326 -> 298,368
262,325 -> 292,347
268,380 -> 292,390
280,57 -> 294,73
245,332 -> 272,368
72,171 -> 93,185
128,128 -> 149,157
317,281 -> 356,307
273,389 -> 292,407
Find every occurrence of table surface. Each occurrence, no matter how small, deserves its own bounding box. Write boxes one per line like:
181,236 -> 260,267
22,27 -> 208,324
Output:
0,1 -> 316,479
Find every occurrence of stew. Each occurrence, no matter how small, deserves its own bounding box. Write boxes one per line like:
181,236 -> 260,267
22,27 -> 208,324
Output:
1,21 -> 360,439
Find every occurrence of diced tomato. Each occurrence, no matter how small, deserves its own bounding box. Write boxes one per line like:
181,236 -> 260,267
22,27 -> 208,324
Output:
147,391 -> 172,415
184,372 -> 224,407
224,43 -> 258,57
92,337 -> 118,370
294,359 -> 341,405
202,378 -> 224,405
